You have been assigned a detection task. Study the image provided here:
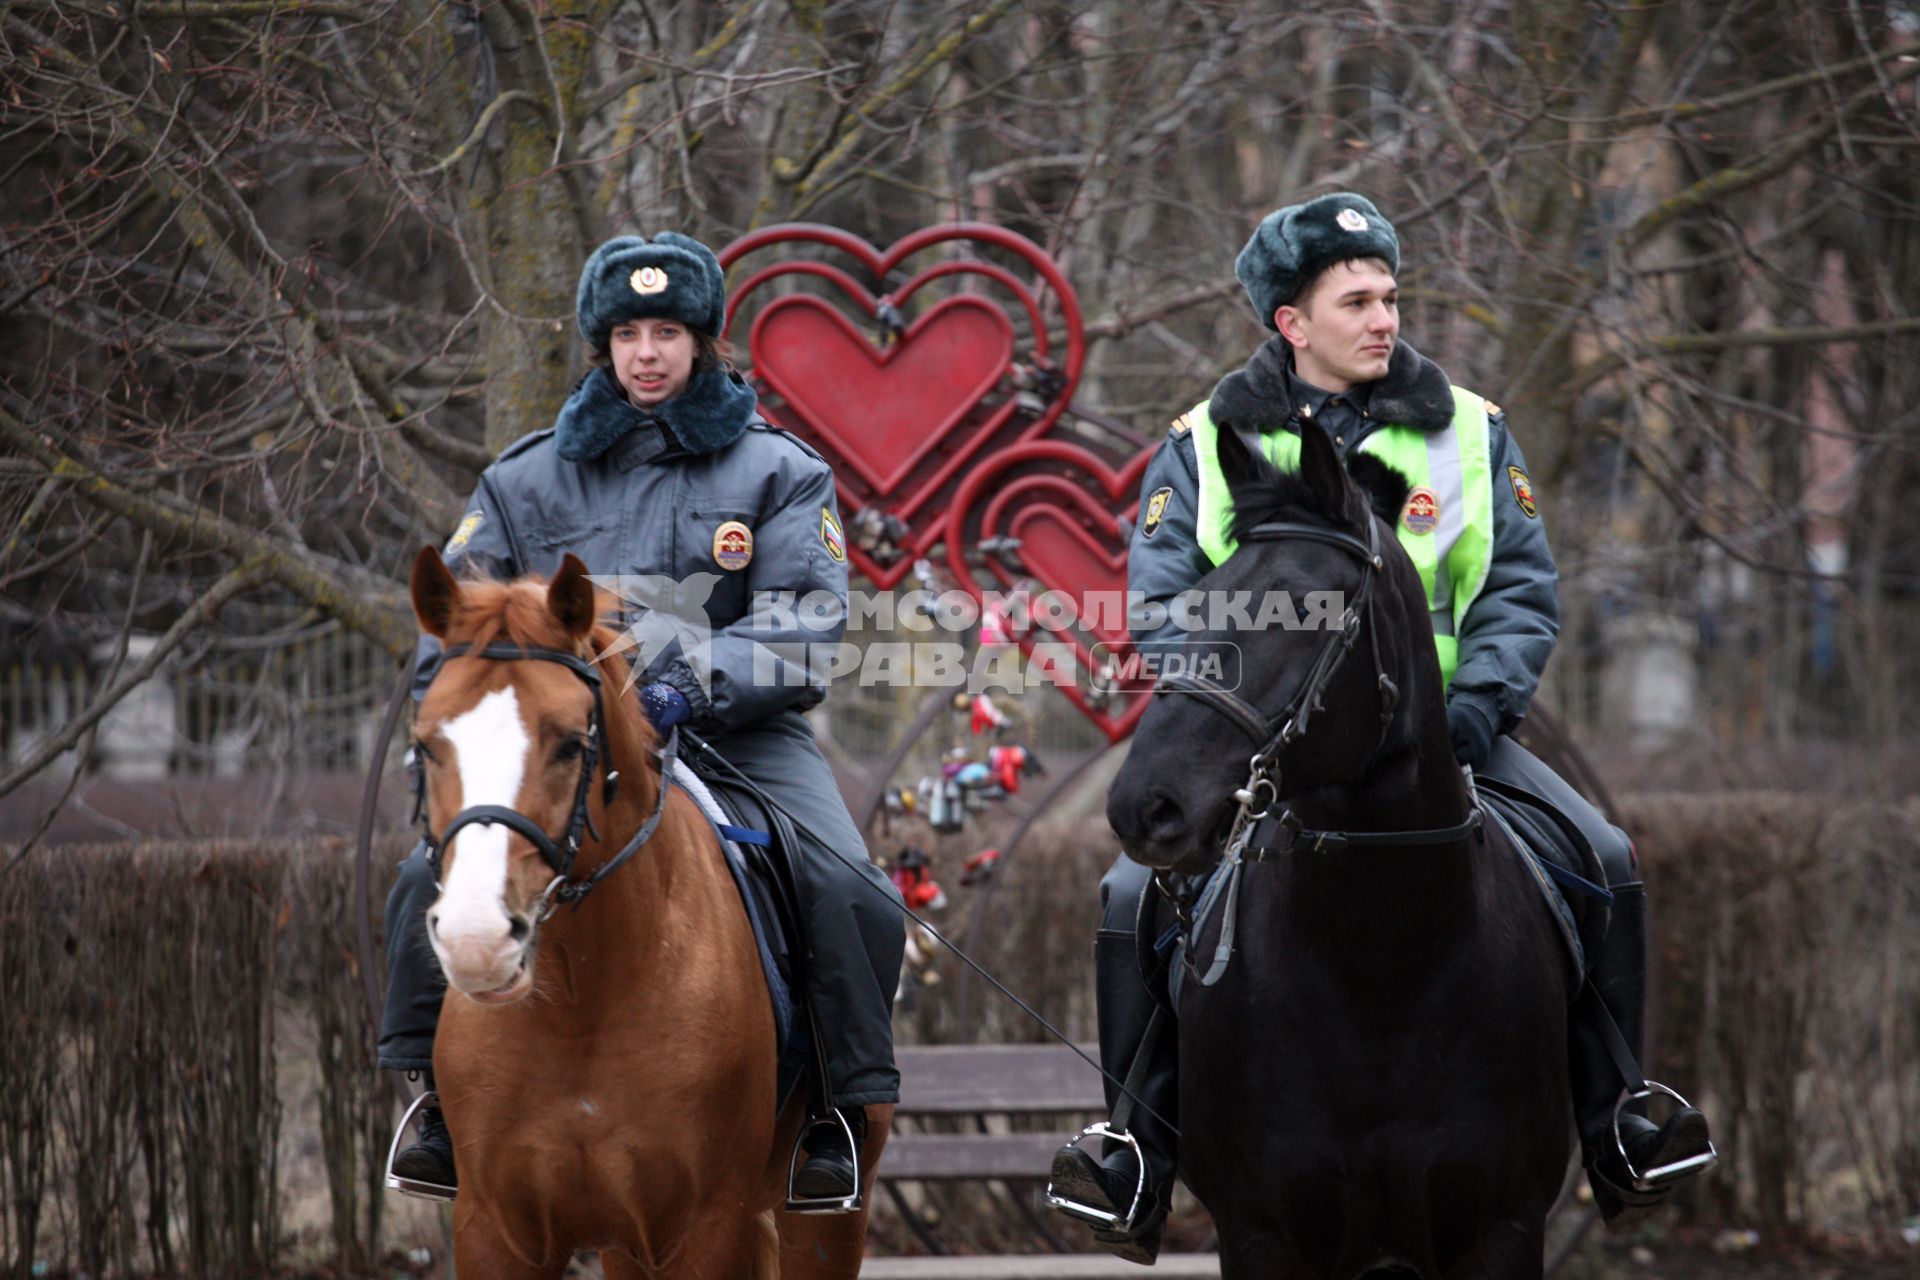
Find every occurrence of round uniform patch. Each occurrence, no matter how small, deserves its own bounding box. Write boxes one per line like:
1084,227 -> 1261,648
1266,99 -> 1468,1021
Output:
713,520 -> 754,571
630,266 -> 670,296
1401,486 -> 1440,535
1336,208 -> 1369,233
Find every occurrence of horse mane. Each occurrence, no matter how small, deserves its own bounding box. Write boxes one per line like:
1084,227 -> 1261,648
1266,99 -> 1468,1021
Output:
1224,429 -> 1414,543
443,574 -> 636,691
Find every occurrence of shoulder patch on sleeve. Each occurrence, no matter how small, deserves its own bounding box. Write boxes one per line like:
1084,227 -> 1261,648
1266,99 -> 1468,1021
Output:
446,509 -> 485,553
1483,400 -> 1503,418
1141,487 -> 1174,539
820,507 -> 846,562
1507,465 -> 1538,519
1169,412 -> 1192,437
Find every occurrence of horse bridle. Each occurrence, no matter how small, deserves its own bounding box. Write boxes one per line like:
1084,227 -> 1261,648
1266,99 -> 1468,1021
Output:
1152,517 -> 1479,867
411,642 -> 676,918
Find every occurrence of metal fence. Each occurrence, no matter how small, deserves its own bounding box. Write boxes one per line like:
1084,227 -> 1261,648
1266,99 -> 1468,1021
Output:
1,625 -> 401,778
3,618 -> 1113,783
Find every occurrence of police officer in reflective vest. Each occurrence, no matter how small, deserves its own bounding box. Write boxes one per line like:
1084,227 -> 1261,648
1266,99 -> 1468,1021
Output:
380,232 -> 903,1209
1049,194 -> 1715,1261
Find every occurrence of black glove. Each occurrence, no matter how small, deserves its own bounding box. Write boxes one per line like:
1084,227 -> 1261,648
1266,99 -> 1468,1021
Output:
1446,698 -> 1497,771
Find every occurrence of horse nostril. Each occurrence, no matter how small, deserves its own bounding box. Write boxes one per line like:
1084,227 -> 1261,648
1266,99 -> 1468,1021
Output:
508,916 -> 530,944
1146,791 -> 1186,839
427,912 -> 440,940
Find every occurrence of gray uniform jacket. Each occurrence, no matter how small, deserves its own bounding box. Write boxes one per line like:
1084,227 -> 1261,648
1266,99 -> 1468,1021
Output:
413,413 -> 848,734
1126,336 -> 1559,737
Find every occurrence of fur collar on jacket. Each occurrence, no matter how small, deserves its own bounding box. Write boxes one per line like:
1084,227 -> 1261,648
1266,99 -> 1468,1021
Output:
1207,336 -> 1456,434
554,365 -> 759,461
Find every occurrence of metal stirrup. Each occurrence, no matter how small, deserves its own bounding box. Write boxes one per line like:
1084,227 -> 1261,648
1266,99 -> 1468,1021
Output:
384,1091 -> 456,1203
1047,1002 -> 1164,1233
785,1110 -> 863,1215
1046,1122 -> 1148,1231
1612,1081 -> 1718,1191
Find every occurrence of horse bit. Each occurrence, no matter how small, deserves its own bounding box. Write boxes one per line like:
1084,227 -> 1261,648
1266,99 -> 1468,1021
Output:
1149,518 -> 1481,986
411,643 -> 677,921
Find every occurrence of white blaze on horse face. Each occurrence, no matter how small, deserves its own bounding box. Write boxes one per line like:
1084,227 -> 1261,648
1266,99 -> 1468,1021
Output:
433,686 -> 530,982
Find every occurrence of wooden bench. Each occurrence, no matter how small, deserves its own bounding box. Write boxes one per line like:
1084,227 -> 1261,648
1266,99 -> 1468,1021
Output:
879,1042 -> 1107,1185
861,1257 -> 1222,1279
870,1043 -> 1220,1277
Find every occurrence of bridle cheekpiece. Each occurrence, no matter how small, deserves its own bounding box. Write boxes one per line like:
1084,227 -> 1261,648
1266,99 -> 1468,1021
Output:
412,642 -> 675,918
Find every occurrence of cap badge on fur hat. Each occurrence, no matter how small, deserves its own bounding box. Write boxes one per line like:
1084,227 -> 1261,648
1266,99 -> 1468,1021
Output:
1235,193 -> 1401,329
577,231 -> 727,346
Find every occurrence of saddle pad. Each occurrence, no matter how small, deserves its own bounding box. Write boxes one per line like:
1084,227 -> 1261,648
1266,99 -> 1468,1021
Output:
1478,795 -> 1586,986
672,760 -> 796,1052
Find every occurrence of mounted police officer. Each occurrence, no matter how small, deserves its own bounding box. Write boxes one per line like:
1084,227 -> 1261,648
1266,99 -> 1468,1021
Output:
381,231 -> 903,1210
1049,194 -> 1715,1261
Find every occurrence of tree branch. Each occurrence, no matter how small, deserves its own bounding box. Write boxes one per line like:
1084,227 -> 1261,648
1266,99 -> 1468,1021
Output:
788,0 -> 1021,204
0,559 -> 264,803
1606,42 -> 1920,127
0,407 -> 415,654
1573,317 -> 1920,394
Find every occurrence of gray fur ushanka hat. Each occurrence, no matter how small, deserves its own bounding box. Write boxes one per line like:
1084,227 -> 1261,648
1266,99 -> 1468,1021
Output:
1234,193 -> 1400,329
576,231 -> 727,348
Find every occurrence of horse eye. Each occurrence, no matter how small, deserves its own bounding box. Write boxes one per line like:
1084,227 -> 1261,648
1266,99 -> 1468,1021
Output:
554,738 -> 585,764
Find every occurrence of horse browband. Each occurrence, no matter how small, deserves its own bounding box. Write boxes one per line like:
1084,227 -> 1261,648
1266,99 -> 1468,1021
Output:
414,642 -> 676,912
1154,519 -> 1386,758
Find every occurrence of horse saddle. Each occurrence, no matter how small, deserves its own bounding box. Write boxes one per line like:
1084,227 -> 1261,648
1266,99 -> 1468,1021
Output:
670,760 -> 807,1099
1147,769 -> 1611,1016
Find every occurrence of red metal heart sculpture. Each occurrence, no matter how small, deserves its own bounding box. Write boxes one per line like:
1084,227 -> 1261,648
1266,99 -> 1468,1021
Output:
752,294 -> 1014,499
720,224 -> 1084,589
943,440 -> 1154,743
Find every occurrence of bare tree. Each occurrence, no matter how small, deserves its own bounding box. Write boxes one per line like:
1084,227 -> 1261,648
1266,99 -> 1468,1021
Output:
3,0 -> 1916,820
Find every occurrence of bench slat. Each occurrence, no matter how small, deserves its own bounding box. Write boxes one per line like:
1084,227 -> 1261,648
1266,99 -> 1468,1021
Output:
860,1256 -> 1221,1278
895,1044 -> 1105,1115
877,1131 -> 1066,1181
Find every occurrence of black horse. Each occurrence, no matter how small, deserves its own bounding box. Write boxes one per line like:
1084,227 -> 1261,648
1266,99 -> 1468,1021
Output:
1106,421 -> 1571,1278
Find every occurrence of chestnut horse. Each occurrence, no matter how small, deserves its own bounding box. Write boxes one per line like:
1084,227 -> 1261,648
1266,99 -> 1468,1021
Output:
409,546 -> 890,1278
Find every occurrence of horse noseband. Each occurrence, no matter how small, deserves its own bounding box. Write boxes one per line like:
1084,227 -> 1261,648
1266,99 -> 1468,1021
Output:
414,642 -> 674,911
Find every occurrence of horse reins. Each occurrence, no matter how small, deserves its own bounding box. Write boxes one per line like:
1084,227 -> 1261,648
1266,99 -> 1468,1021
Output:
412,642 -> 677,918
1150,517 -> 1482,985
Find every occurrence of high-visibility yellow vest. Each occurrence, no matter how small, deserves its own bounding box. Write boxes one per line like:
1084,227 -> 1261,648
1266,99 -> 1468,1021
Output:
1187,390 -> 1494,688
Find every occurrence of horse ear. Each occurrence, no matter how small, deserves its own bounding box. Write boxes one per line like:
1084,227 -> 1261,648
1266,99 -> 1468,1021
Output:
412,545 -> 459,639
1298,422 -> 1357,525
1213,417 -> 1268,492
548,553 -> 597,642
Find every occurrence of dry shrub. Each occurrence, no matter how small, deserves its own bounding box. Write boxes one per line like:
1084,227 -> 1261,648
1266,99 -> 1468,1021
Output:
880,796 -> 1920,1243
0,837 -> 405,1275
1624,793 -> 1920,1234
9,795 -> 1915,1268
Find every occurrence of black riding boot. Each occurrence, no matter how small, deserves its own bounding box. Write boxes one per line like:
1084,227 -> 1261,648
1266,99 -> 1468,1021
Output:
1049,926 -> 1176,1265
390,1073 -> 457,1197
1573,883 -> 1714,1222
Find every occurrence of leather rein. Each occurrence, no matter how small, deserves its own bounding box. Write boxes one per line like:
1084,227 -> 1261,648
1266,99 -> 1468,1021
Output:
411,642 -> 677,920
1151,518 -> 1482,985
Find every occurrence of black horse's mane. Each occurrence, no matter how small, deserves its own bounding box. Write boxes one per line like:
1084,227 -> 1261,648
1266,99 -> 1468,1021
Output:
1224,434 -> 1414,544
